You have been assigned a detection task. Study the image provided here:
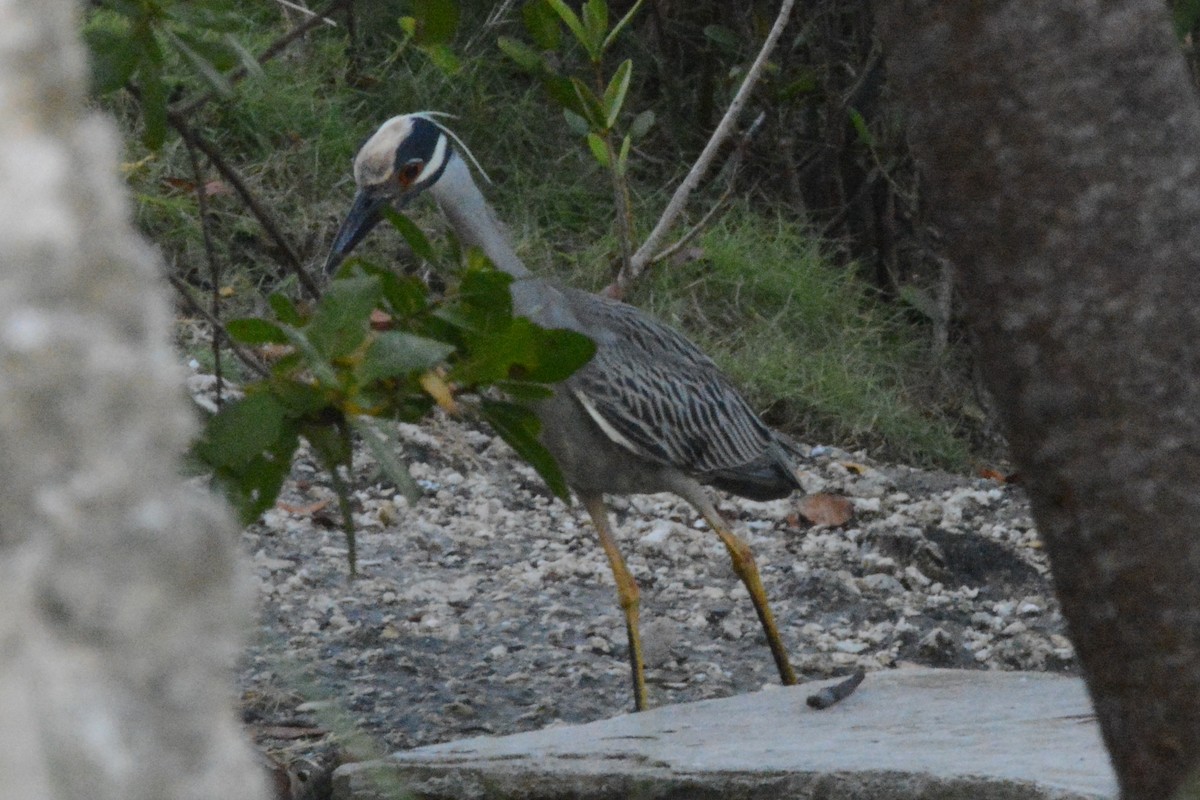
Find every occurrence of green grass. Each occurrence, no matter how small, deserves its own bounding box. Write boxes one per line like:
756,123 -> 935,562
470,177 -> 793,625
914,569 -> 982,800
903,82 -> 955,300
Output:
627,211 -> 972,469
103,9 -> 978,472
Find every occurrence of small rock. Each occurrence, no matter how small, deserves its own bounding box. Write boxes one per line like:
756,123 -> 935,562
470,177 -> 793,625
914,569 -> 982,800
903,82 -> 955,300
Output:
860,573 -> 905,594
917,627 -> 957,663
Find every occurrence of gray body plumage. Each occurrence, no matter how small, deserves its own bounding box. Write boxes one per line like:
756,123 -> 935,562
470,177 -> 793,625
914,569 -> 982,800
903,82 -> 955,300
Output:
529,284 -> 801,501
430,152 -> 802,503
325,114 -> 800,709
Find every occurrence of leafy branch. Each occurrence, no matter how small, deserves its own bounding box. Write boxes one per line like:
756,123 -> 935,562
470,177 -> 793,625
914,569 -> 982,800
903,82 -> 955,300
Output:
192,222 -> 595,576
499,0 -> 797,297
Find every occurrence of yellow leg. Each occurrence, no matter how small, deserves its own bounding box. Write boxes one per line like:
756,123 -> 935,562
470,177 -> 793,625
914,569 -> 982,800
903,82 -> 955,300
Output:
581,494 -> 649,711
691,496 -> 797,687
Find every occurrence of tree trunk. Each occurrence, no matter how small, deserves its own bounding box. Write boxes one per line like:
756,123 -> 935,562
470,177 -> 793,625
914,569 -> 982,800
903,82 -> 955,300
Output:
878,3 -> 1200,798
0,1 -> 266,798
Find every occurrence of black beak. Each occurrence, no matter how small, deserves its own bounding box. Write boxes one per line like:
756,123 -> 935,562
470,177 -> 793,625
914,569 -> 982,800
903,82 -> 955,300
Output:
323,189 -> 389,275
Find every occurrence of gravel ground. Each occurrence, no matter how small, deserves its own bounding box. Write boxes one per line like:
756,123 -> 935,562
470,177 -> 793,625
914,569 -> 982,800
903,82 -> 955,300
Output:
226,391 -> 1073,787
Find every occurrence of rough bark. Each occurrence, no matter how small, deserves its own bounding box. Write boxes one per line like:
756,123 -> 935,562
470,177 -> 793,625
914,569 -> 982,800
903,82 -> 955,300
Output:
878,3 -> 1200,798
0,1 -> 266,799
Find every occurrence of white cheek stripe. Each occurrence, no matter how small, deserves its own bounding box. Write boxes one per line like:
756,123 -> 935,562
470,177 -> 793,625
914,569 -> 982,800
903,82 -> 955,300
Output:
415,134 -> 448,184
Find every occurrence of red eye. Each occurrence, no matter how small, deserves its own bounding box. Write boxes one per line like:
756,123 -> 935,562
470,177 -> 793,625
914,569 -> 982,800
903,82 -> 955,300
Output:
398,161 -> 424,187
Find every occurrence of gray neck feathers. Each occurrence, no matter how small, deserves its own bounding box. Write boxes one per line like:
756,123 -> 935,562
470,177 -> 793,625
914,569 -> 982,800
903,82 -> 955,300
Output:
429,154 -> 531,279
429,152 -> 583,331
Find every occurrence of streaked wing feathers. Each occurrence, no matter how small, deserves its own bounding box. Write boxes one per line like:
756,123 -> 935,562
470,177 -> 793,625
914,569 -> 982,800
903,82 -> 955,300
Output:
562,289 -> 779,477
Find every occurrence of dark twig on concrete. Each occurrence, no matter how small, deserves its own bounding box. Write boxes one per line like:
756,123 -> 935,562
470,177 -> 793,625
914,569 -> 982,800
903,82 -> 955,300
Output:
806,669 -> 866,710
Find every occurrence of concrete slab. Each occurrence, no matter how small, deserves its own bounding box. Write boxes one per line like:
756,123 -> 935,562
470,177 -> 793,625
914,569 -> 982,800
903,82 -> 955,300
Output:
333,667 -> 1116,800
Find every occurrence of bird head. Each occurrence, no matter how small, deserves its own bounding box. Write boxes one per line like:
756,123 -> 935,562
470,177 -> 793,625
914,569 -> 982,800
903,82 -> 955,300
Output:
324,113 -> 467,275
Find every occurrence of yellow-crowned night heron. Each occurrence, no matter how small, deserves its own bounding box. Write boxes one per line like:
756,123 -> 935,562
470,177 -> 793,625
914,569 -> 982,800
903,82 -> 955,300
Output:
324,113 -> 801,710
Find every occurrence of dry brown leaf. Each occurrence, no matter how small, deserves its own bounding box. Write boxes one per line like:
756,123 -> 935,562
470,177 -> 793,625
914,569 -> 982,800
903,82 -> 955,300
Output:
798,493 -> 854,527
840,461 -> 869,475
978,466 -> 1021,484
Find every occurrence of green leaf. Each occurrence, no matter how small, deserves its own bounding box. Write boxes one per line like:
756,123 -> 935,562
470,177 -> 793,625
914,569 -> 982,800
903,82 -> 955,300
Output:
165,29 -> 233,99
195,392 -> 288,469
382,207 -> 436,261
136,51 -> 168,151
494,380 -> 556,401
306,276 -> 382,360
453,266 -> 515,328
629,108 -> 655,140
358,331 -> 455,384
570,77 -> 606,128
480,398 -> 571,500
544,0 -> 588,52
211,423 -> 298,524
562,109 -> 589,136
226,317 -> 289,345
703,24 -> 741,53
350,417 -> 422,504
282,325 -> 339,386
603,59 -> 632,129
380,273 -> 430,319
84,25 -> 141,95
523,327 -> 595,382
848,108 -> 873,147
420,42 -> 461,75
616,133 -> 631,177
268,292 -> 304,326
522,0 -> 562,50
302,418 -> 353,472
586,132 -> 610,167
543,73 -> 586,117
497,35 -> 544,72
601,0 -> 645,52
413,0 -> 460,45
777,70 -> 818,100
172,29 -> 240,71
270,381 -> 330,416
581,0 -> 608,55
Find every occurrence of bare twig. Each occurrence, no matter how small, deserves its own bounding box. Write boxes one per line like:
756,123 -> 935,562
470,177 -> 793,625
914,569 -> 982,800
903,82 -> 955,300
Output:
647,184 -> 734,268
806,668 -> 865,710
645,111 -> 766,268
270,0 -> 338,26
171,0 -> 351,119
168,111 -> 323,300
464,0 -> 517,53
168,275 -> 270,379
612,0 -> 797,296
183,136 -> 227,406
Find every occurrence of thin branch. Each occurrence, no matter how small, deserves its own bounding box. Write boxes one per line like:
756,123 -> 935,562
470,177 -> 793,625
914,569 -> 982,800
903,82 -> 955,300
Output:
168,275 -> 270,379
183,136 -> 227,406
614,0 -> 797,296
270,0 -> 339,26
644,111 -> 766,268
171,0 -> 351,119
169,111 -> 323,300
648,184 -> 733,268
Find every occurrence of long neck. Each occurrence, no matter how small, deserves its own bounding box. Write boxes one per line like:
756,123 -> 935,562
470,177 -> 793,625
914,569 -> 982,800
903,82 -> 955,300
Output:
429,154 -> 531,279
428,152 -> 585,331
